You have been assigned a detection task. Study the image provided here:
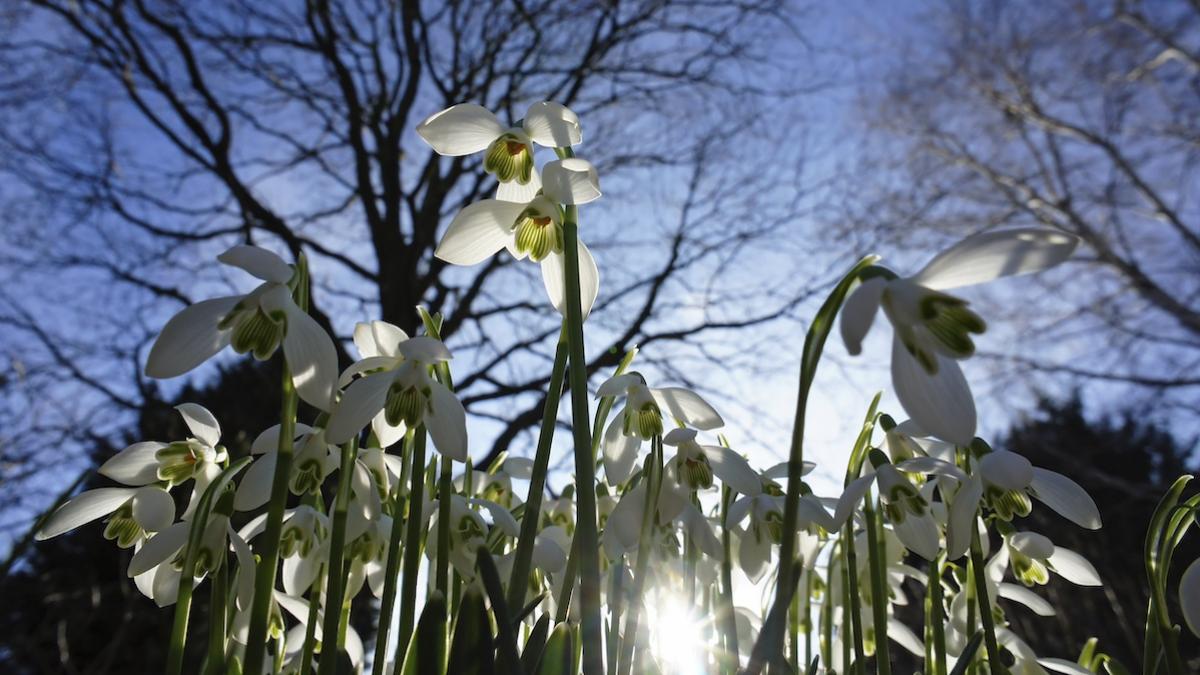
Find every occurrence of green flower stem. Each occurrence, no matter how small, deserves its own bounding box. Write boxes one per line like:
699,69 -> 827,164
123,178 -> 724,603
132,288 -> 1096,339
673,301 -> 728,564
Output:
803,569 -> 813,664
506,332 -> 569,612
203,553 -> 228,675
298,565 -> 324,675
394,430 -> 428,674
561,201 -> 604,675
555,532 -> 580,624
242,363 -> 299,674
843,525 -> 866,675
968,517 -> 1001,675
821,555 -> 834,667
789,583 -> 801,667
928,556 -> 946,675
617,437 -> 663,675
316,437 -> 359,675
373,430 -> 418,675
435,455 -> 452,597
862,497 -> 890,675
839,545 -> 852,671
719,484 -> 739,675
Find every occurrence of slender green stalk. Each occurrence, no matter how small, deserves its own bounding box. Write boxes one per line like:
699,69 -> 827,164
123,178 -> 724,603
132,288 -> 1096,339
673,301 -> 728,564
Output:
555,533 -> 580,624
719,485 -> 739,675
298,565 -> 324,675
242,362 -> 299,674
435,455 -> 452,597
803,565 -> 813,664
789,581 -> 801,667
372,430 -> 417,675
617,438 -> 663,675
316,438 -> 359,675
507,334 -> 569,611
862,497 -> 890,675
758,256 -> 878,673
843,526 -> 866,674
561,199 -> 604,675
928,556 -> 947,675
821,548 -> 834,667
204,558 -> 228,675
968,518 -> 1001,675
839,546 -> 852,672
394,431 -> 428,674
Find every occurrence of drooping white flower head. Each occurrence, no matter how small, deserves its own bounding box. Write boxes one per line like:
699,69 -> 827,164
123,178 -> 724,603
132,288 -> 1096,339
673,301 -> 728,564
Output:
145,245 -> 339,412
417,101 -> 582,183
839,228 -> 1079,444
596,372 -> 724,486
661,428 -> 760,495
325,334 -> 468,461
434,160 -> 602,319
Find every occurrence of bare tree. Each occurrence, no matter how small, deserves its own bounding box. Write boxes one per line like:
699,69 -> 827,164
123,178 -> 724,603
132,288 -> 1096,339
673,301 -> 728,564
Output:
853,0 -> 1200,418
0,0 -> 835,528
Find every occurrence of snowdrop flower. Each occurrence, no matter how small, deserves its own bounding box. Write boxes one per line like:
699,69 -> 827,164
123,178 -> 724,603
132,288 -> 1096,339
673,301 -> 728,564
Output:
840,228 -> 1079,444
424,494 -> 519,578
417,101 -> 582,183
661,428 -> 760,494
602,479 -> 719,560
870,451 -> 941,561
325,336 -> 468,461
341,320 -> 414,448
233,424 -> 331,512
434,160 -> 602,318
145,245 -> 339,412
36,403 -> 229,545
904,446 -> 1101,559
597,373 -> 724,486
1000,531 -> 1101,587
36,485 -> 174,548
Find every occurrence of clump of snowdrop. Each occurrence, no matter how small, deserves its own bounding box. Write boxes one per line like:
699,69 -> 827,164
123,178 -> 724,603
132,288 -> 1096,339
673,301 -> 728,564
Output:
34,97 -> 1199,675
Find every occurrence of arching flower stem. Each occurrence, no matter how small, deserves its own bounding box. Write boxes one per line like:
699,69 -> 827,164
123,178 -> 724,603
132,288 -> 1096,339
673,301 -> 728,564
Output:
927,555 -> 947,675
843,522 -> 867,674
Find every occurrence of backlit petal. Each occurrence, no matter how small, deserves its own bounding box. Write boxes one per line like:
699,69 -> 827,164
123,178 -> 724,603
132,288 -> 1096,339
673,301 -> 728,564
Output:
416,103 -> 505,156
1029,468 -> 1101,529
435,199 -> 523,265
217,245 -> 293,284
542,158 -> 601,205
840,277 -> 886,356
523,101 -> 582,148
36,488 -> 135,540
176,403 -> 221,447
890,335 -> 976,445
913,227 -> 1079,291
145,296 -> 239,378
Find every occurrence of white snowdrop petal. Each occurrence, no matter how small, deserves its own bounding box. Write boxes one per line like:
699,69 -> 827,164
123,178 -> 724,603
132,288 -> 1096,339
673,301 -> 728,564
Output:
435,200 -> 523,266
132,487 -> 175,533
1047,547 -> 1102,586
497,169 -> 543,203
523,101 -> 582,148
946,475 -> 983,560
602,412 -> 642,486
888,617 -> 925,656
416,103 -> 505,156
541,158 -> 601,205
325,372 -> 395,445
840,277 -> 886,356
100,442 -> 167,486
397,336 -> 453,363
427,383 -> 469,462
234,453 -> 278,512
998,583 -> 1055,617
1039,658 -> 1093,675
217,245 -> 293,284
281,303 -> 339,412
370,321 -> 409,358
979,450 -> 1035,491
175,403 -> 221,447
36,488 -> 136,540
650,387 -> 723,430
541,241 -> 600,321
128,521 -> 190,577
471,498 -> 519,537
707,446 -> 764,496
890,336 -> 976,446
1180,557 -> 1200,638
145,296 -> 239,378
371,410 -> 408,450
1029,467 -> 1102,530
913,227 -> 1079,291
